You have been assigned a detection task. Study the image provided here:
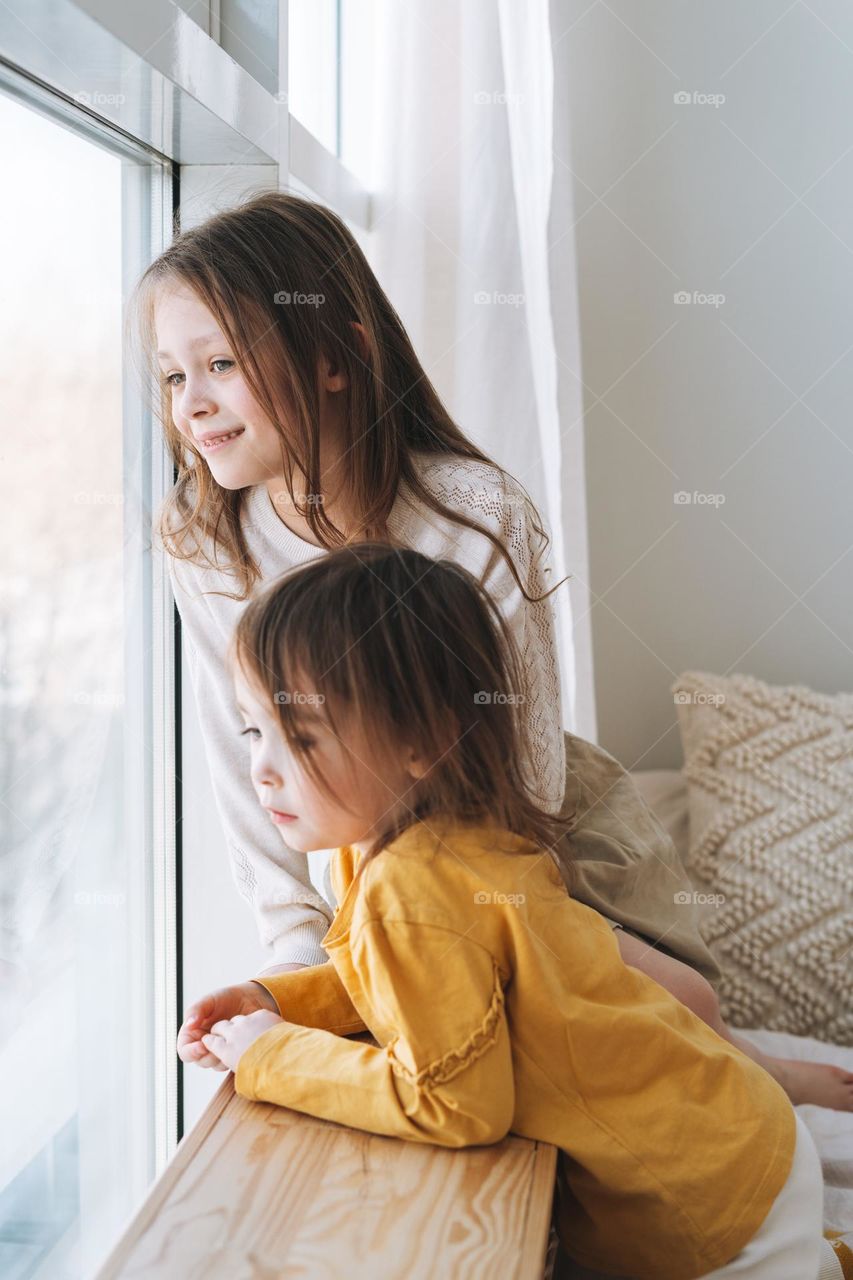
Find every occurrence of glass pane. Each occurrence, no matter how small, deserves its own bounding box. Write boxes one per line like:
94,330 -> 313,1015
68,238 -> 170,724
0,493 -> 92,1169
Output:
339,0 -> 379,186
0,88 -> 162,1279
288,0 -> 339,155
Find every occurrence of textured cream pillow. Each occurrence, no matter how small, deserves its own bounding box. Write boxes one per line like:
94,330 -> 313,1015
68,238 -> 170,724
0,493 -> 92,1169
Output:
672,669 -> 853,1044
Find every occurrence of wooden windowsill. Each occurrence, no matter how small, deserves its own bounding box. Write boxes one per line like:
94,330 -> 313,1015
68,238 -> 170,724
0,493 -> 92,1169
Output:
96,1061 -> 558,1278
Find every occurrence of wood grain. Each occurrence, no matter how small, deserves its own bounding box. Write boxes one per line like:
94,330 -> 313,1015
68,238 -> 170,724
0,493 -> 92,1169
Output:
96,1073 -> 558,1278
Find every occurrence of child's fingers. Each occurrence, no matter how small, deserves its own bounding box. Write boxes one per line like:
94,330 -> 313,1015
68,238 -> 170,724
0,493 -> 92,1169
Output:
178,1041 -> 206,1065
186,1034 -> 228,1070
177,1021 -> 212,1059
196,1050 -> 226,1069
199,1032 -> 232,1072
184,996 -> 213,1026
177,1022 -> 203,1045
177,1003 -> 212,1052
178,995 -> 229,1048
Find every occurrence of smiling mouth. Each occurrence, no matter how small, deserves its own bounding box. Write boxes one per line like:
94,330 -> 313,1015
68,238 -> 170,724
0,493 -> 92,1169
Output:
199,427 -> 245,450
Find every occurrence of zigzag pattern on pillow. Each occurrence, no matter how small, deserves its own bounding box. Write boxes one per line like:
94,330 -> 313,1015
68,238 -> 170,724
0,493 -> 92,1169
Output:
672,670 -> 853,1044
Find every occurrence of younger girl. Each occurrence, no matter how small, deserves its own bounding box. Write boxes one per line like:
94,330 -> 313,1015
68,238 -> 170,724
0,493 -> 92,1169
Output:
194,543 -> 825,1280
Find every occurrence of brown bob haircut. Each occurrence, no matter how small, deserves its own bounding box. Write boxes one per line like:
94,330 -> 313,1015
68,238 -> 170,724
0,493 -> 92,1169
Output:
229,541 -> 573,883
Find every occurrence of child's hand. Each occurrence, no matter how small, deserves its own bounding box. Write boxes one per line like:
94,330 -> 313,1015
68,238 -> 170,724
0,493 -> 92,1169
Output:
202,1010 -> 284,1071
177,982 -> 278,1070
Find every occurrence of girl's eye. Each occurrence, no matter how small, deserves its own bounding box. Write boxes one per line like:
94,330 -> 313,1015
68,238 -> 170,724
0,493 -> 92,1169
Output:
163,359 -> 234,387
238,727 -> 315,751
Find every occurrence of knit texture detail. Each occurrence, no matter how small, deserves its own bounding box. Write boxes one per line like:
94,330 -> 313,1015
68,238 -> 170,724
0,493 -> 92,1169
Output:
673,669 -> 853,1044
414,455 -> 566,816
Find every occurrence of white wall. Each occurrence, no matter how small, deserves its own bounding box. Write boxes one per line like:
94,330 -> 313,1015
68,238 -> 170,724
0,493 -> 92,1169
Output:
553,0 -> 853,768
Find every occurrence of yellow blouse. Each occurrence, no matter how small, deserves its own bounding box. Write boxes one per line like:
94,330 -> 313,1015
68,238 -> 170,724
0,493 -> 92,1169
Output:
236,818 -> 795,1280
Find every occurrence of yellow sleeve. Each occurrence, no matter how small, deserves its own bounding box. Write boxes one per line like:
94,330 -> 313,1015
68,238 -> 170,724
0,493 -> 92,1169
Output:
250,962 -> 367,1035
235,922 -> 514,1147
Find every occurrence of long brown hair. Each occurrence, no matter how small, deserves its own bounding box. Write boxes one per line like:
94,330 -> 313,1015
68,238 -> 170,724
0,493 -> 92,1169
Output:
127,189 -> 566,607
230,542 -> 573,882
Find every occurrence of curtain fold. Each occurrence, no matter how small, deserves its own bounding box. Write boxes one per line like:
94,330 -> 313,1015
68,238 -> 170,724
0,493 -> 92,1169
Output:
367,0 -> 593,737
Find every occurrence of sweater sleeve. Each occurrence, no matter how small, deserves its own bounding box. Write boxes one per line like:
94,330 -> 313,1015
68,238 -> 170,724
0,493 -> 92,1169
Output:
167,554 -> 332,967
419,461 -> 567,816
480,476 -> 566,816
235,921 -> 515,1147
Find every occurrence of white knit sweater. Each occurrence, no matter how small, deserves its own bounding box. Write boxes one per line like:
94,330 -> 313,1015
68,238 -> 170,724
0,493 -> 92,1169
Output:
166,452 -> 567,966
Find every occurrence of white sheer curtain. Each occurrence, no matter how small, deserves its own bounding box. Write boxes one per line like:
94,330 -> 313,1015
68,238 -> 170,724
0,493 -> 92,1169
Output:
364,0 -> 594,739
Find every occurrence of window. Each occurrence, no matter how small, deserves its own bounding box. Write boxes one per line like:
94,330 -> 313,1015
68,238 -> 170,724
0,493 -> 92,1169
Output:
339,0 -> 379,187
287,0 -> 375,217
0,79 -> 171,1279
0,0 -> 376,1268
288,0 -> 340,156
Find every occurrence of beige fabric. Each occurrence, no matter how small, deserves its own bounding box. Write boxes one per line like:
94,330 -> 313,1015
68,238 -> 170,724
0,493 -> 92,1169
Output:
672,669 -> 853,1044
551,730 -> 721,985
630,768 -> 691,864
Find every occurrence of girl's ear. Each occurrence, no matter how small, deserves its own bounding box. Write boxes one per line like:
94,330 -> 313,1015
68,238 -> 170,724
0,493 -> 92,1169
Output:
404,713 -> 461,781
404,749 -> 430,782
320,323 -> 370,392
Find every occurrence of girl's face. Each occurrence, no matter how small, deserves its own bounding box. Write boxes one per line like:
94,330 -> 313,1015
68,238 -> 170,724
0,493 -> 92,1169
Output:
233,665 -> 425,856
154,284 -> 289,489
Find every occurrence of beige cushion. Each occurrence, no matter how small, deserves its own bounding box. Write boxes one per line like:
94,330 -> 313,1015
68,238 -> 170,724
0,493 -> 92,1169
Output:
671,669 -> 853,1044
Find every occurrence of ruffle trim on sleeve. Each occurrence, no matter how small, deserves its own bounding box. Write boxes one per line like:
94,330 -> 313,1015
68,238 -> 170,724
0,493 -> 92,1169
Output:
385,958 -> 506,1091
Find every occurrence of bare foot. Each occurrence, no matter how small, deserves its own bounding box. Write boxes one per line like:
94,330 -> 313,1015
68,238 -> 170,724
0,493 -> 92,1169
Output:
727,1031 -> 853,1112
770,1058 -> 853,1111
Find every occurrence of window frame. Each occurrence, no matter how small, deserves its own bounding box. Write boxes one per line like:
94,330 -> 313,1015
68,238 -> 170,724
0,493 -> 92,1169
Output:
0,49 -> 174,1273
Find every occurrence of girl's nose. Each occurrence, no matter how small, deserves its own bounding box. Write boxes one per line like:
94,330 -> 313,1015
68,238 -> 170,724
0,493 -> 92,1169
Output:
181,377 -> 217,417
253,756 -> 283,789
